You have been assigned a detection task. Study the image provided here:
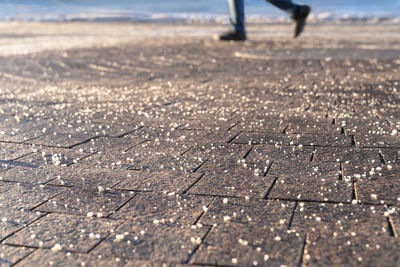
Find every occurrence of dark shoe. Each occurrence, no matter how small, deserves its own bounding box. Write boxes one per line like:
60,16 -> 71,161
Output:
293,5 -> 311,38
219,31 -> 246,41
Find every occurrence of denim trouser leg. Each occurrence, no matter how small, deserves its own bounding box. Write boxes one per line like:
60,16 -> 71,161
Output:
227,0 -> 245,33
266,0 -> 299,16
227,0 -> 299,33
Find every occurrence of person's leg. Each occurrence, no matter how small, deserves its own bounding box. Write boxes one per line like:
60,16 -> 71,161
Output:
228,0 -> 245,33
266,0 -> 310,37
266,0 -> 298,16
219,0 -> 246,41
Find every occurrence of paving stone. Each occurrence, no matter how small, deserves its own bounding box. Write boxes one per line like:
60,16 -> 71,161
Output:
290,133 -> 352,147
199,198 -> 295,228
75,136 -> 144,154
111,192 -> 212,225
73,151 -> 138,170
29,132 -> 97,148
92,222 -> 210,262
0,209 -> 42,241
46,166 -> 131,188
267,161 -> 352,202
314,147 -> 381,164
36,188 -> 134,217
232,119 -> 287,132
355,180 -> 400,205
342,163 -> 397,182
354,133 -> 400,148
0,183 -> 64,210
246,144 -> 313,163
0,161 -> 14,172
285,118 -> 339,134
184,143 -> 251,160
179,118 -> 239,131
127,127 -> 199,143
290,202 -> 389,236
303,230 -> 400,267
5,213 -> 118,253
16,147 -> 92,167
0,116 -> 46,143
128,126 -> 238,144
380,148 -> 400,164
0,143 -> 35,161
232,132 -> 292,145
129,140 -> 194,157
0,166 -> 62,184
192,225 -> 304,266
188,159 -> 274,198
131,154 -> 206,173
114,170 -> 202,193
336,117 -> 392,136
0,245 -> 35,267
15,249 -> 128,267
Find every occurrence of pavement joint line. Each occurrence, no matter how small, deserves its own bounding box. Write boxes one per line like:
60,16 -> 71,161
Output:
352,181 -> 357,202
310,146 -> 316,162
185,225 -> 213,265
29,187 -> 67,211
182,173 -> 206,195
263,177 -> 277,199
287,201 -> 298,230
242,144 -> 254,159
297,233 -> 308,267
226,131 -> 241,144
226,121 -> 240,131
192,196 -> 216,226
338,162 -> 343,180
263,159 -> 274,177
1,212 -> 48,244
192,158 -> 209,173
109,192 -> 137,215
10,246 -> 37,267
378,151 -> 386,164
387,217 -> 397,238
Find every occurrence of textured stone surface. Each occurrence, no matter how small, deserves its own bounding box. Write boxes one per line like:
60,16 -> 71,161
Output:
314,147 -> 381,164
232,132 -> 292,145
111,193 -> 212,225
46,166 -> 132,188
291,133 -> 352,147
267,161 -> 352,202
5,213 -> 118,253
290,202 -> 389,236
114,170 -> 203,193
303,230 -> 400,267
16,250 -> 128,267
199,198 -> 295,228
0,166 -> 62,184
92,222 -> 210,262
0,183 -> 64,210
188,159 -> 274,198
0,22 -> 399,266
0,209 -> 42,241
246,144 -> 313,162
0,245 -> 35,267
36,188 -> 134,217
192,225 -> 304,266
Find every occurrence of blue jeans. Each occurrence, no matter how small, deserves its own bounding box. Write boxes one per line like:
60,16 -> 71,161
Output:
228,0 -> 299,33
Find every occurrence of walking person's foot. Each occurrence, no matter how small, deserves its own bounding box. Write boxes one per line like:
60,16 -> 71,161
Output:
293,5 -> 311,38
219,31 -> 247,41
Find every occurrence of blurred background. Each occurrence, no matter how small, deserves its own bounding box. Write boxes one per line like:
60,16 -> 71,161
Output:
1,0 -> 399,23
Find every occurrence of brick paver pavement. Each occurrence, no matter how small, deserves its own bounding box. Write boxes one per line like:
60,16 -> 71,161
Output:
0,22 -> 399,266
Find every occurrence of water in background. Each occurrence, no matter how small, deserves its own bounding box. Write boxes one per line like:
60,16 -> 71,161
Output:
1,0 -> 399,22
